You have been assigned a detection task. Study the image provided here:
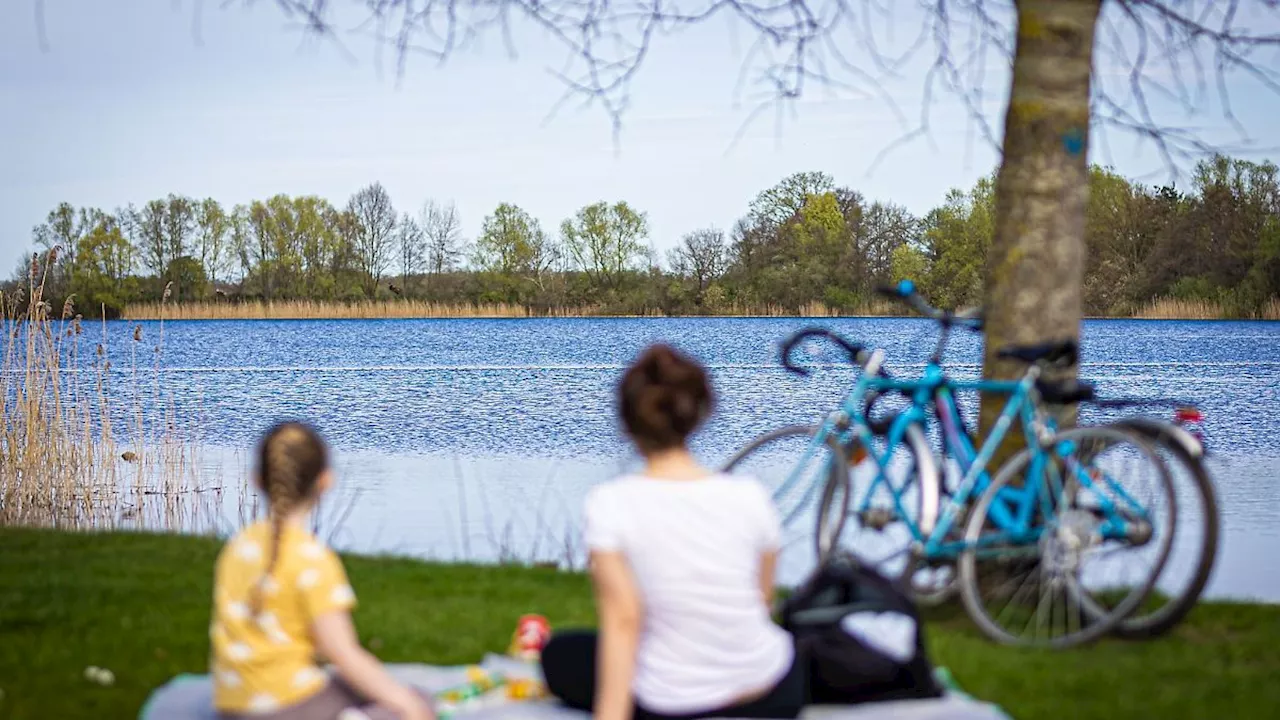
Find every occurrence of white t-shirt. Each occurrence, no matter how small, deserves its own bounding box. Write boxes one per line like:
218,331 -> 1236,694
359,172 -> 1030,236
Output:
583,474 -> 795,715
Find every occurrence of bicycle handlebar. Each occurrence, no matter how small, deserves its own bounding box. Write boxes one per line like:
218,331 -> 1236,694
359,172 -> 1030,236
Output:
779,327 -> 870,376
875,279 -> 984,331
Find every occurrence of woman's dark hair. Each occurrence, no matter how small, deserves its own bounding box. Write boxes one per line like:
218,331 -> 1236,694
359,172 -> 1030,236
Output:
251,421 -> 329,615
619,344 -> 713,453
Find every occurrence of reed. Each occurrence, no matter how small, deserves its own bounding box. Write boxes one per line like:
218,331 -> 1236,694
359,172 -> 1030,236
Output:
1134,297 -> 1226,320
0,253 -> 211,530
125,299 -> 569,321
122,297 -> 906,320
711,299 -> 902,318
1135,296 -> 1280,320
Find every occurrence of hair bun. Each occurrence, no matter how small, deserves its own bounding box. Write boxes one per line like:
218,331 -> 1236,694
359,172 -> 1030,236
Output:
619,344 -> 713,453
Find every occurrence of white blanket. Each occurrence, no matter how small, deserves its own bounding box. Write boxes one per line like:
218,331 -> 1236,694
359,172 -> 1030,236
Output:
139,655 -> 1012,720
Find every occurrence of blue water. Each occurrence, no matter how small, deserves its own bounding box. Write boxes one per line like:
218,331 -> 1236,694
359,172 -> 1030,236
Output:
77,317 -> 1280,598
91,317 -> 1280,457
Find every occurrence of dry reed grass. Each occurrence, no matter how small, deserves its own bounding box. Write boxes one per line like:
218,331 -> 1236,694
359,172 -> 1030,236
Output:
125,299 -> 577,320
0,254 -> 211,530
713,299 -> 902,318
1135,296 -> 1280,320
123,298 -> 906,320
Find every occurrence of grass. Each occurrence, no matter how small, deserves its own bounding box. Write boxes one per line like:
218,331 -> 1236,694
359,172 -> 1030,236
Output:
120,298 -> 905,321
2,529 -> 1278,720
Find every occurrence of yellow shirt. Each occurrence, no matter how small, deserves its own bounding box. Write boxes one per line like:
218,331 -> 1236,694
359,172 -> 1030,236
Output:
210,521 -> 357,713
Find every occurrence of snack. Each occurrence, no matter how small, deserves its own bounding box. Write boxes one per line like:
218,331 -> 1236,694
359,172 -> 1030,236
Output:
506,678 -> 548,700
508,614 -> 552,661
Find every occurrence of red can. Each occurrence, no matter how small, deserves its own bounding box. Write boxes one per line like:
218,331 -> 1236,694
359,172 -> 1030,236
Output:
509,614 -> 552,660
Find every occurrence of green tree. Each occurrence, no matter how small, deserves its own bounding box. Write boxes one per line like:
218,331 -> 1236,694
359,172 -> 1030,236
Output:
32,202 -> 83,273
71,216 -> 137,316
747,171 -> 835,232
1082,167 -> 1153,315
194,198 -> 230,286
245,199 -> 281,298
857,202 -> 918,290
918,175 -> 996,310
164,195 -> 197,268
890,244 -> 930,288
163,256 -> 209,302
131,199 -> 170,276
474,204 -> 556,277
560,201 -> 649,292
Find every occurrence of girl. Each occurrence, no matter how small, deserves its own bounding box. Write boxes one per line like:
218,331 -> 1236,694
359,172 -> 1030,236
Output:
210,422 -> 434,720
541,345 -> 805,720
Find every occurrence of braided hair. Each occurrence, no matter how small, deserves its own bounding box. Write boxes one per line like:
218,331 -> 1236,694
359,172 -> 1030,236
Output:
250,422 -> 329,617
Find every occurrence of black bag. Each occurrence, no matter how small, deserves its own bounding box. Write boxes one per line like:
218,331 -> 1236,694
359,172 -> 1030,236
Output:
780,553 -> 942,705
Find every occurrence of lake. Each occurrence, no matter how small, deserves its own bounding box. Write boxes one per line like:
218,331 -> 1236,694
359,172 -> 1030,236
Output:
100,317 -> 1280,599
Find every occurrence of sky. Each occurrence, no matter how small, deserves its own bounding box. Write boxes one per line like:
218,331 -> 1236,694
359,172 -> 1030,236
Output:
3,0 -> 1279,274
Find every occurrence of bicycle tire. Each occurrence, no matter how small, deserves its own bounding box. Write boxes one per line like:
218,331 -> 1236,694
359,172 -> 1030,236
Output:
721,425 -> 851,563
957,426 -> 1176,648
1109,419 -> 1220,639
832,421 -> 939,583
880,423 -> 944,594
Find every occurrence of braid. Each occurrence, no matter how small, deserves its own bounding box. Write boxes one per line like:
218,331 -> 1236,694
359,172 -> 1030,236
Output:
249,424 -> 325,617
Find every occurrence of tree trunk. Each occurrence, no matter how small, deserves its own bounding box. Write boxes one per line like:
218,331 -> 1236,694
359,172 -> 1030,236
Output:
979,0 -> 1101,453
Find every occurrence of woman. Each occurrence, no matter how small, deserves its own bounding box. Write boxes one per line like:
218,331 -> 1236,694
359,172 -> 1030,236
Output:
541,344 -> 804,720
210,422 -> 434,720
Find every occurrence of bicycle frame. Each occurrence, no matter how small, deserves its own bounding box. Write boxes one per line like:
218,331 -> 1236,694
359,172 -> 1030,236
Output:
840,362 -> 1049,557
787,356 -> 1143,562
768,296 -> 1157,564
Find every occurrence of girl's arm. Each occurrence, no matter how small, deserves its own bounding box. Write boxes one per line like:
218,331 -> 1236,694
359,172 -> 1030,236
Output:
591,550 -> 643,720
759,548 -> 779,610
312,610 -> 435,720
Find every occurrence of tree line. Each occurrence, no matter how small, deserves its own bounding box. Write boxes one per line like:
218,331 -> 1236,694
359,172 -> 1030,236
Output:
10,155 -> 1279,319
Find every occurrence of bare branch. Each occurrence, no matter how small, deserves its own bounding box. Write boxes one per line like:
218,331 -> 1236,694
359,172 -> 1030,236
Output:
60,0 -> 1279,178
34,0 -> 49,52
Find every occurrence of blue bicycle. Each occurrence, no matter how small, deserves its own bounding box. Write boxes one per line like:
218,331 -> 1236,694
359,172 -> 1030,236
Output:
819,281 -> 1215,640
723,281 -> 1177,647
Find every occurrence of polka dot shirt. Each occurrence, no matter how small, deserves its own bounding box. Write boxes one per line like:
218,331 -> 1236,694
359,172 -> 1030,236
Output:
210,521 -> 356,713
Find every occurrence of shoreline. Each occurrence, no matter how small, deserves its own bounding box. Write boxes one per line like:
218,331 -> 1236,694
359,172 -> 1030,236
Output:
120,312 -> 1280,322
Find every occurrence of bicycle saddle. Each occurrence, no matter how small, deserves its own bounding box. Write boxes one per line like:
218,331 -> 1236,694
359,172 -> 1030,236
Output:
1035,378 -> 1096,404
996,339 -> 1079,366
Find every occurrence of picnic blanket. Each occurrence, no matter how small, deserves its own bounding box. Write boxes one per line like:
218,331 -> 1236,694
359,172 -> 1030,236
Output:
139,655 -> 1011,720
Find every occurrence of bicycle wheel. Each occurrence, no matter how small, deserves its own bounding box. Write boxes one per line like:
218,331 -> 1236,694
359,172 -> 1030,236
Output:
721,425 -> 851,563
1108,419 -> 1219,638
839,423 -> 943,596
957,426 -> 1175,648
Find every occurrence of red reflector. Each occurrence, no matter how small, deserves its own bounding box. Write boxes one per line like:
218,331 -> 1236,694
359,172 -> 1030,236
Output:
1175,407 -> 1204,423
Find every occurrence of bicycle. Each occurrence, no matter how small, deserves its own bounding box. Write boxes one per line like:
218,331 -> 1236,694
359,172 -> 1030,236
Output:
862,281 -> 1219,639
723,282 -> 1177,647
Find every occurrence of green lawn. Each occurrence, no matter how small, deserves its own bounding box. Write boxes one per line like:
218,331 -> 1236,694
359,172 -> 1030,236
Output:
1,528 -> 1277,720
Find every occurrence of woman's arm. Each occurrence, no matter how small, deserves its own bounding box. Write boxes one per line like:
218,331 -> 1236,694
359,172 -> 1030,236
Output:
591,550 -> 643,720
312,611 -> 434,720
759,549 -> 779,610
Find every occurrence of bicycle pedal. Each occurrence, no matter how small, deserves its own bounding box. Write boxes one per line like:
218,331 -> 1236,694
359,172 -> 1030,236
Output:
859,508 -> 898,531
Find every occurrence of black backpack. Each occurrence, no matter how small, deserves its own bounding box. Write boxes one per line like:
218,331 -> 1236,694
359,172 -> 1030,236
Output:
780,553 -> 943,705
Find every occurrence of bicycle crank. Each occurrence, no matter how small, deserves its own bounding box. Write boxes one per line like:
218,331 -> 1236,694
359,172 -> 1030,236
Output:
858,508 -> 899,530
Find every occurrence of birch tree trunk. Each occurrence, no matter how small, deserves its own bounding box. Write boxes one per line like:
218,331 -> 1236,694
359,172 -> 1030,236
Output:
980,0 -> 1102,450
